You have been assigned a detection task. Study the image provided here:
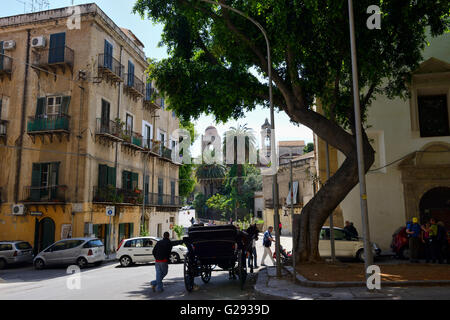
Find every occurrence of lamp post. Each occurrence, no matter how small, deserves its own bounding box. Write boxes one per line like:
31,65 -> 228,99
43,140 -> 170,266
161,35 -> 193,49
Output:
348,0 -> 373,275
194,0 -> 282,277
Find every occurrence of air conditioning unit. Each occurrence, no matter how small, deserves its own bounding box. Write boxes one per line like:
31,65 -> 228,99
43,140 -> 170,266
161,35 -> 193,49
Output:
11,204 -> 25,216
31,36 -> 46,49
3,40 -> 16,50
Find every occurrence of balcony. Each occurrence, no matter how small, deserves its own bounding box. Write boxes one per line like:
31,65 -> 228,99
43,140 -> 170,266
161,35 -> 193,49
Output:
143,87 -> 160,112
0,120 -> 8,144
161,146 -> 173,162
144,193 -> 181,207
93,186 -> 143,205
32,46 -> 74,74
142,139 -> 162,156
0,55 -> 12,80
124,74 -> 145,99
98,54 -> 124,85
95,118 -> 124,146
23,185 -> 67,204
121,131 -> 144,152
27,114 -> 70,143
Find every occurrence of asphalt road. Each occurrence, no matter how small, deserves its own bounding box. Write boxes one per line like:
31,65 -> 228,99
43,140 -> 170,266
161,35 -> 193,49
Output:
0,236 -> 291,300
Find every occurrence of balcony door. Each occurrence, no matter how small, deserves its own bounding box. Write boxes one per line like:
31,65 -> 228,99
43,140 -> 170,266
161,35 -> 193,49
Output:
126,114 -> 133,135
31,162 -> 60,201
158,178 -> 163,205
127,61 -> 135,87
48,32 -> 66,64
101,100 -> 110,132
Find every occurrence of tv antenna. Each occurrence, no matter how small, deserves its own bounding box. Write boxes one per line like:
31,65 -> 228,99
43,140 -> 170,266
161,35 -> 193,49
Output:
17,0 -> 50,13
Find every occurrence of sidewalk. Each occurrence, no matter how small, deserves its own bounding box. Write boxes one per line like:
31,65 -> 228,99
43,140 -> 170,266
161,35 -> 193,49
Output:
254,266 -> 450,300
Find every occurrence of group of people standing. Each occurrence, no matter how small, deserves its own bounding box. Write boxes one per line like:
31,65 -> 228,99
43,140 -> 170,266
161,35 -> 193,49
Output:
407,217 -> 449,264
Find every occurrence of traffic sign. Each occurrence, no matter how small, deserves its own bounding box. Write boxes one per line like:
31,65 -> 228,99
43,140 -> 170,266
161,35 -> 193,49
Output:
106,206 -> 115,217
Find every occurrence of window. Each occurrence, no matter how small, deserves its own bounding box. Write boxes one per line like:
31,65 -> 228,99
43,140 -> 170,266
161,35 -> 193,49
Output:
0,41 -> 4,71
65,240 -> 84,249
143,239 -> 153,247
418,95 -> 450,137
104,40 -> 113,70
146,82 -> 152,101
35,96 -> 71,118
15,242 -> 32,250
98,164 -> 116,188
0,244 -> 12,251
83,240 -> 104,248
31,162 -> 60,201
122,171 -> 138,190
101,100 -> 110,127
160,98 -> 165,109
50,241 -> 68,252
127,61 -> 135,87
126,114 -> 133,134
48,32 -> 66,64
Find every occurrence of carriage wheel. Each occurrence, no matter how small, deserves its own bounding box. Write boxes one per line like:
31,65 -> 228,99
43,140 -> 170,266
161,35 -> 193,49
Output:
237,250 -> 247,290
184,257 -> 195,292
201,265 -> 212,284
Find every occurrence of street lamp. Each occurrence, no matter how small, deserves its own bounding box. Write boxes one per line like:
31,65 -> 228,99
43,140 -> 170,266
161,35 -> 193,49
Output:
347,0 -> 373,276
193,0 -> 282,277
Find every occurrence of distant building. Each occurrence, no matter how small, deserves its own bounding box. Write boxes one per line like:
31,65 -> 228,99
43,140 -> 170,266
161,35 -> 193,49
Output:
278,140 -> 305,164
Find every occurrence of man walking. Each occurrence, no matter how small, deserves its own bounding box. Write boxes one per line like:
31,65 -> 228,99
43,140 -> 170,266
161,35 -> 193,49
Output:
261,226 -> 276,266
151,232 -> 182,292
406,217 -> 422,263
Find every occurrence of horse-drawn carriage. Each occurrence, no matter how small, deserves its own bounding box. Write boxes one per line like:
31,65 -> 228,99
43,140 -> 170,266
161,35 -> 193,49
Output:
182,224 -> 258,292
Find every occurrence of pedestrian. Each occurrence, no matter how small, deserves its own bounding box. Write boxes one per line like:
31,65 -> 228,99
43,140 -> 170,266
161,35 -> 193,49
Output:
421,222 -> 432,263
406,217 -> 422,263
190,217 -> 195,225
261,226 -> 276,266
436,221 -> 448,264
344,221 -> 359,239
429,218 -> 443,263
151,232 -> 182,293
278,223 -> 282,235
248,235 -> 258,269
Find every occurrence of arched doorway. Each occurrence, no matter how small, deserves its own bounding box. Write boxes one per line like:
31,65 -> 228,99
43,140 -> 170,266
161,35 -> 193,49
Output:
34,217 -> 55,254
419,187 -> 450,228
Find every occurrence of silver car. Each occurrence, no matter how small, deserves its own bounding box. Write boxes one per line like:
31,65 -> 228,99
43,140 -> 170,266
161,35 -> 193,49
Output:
0,241 -> 34,269
34,238 -> 106,270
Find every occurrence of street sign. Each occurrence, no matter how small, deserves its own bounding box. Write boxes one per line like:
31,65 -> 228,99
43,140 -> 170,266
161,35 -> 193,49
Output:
106,206 -> 115,217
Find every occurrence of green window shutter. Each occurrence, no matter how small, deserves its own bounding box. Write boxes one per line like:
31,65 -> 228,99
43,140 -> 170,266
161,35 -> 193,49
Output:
36,97 -> 46,117
107,166 -> 116,187
61,96 -> 71,115
98,164 -> 108,187
122,171 -> 128,190
51,162 -> 60,186
129,223 -> 134,237
131,172 -> 138,190
31,163 -> 41,187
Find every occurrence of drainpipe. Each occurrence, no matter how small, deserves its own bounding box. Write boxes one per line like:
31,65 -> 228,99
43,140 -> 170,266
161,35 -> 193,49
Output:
14,30 -> 31,203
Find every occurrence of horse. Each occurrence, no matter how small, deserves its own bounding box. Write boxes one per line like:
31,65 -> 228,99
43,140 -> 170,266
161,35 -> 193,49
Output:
229,224 -> 259,279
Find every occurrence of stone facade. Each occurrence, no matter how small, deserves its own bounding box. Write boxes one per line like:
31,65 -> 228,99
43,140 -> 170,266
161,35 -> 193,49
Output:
0,4 -> 181,254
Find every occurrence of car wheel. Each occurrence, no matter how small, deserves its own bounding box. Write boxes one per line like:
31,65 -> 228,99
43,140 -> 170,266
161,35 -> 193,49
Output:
356,249 -> 365,262
399,247 -> 410,260
120,256 -> 132,267
34,258 -> 45,270
170,253 -> 180,264
77,257 -> 88,269
0,259 -> 7,270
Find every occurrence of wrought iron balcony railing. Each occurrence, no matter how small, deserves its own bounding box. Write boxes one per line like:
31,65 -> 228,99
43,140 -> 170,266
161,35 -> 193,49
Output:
144,193 -> 181,207
122,131 -> 143,149
23,185 -> 67,203
93,186 -> 143,205
96,118 -> 123,141
32,46 -> 74,70
98,54 -> 124,82
27,114 -> 70,133
124,74 -> 145,97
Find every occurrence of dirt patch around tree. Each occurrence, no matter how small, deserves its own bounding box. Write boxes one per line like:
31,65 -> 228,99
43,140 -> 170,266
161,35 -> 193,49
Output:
296,262 -> 450,282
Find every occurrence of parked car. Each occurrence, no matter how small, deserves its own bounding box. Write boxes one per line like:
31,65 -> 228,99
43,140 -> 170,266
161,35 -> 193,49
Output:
391,226 -> 450,260
319,227 -> 381,262
0,241 -> 34,269
116,236 -> 187,267
34,238 -> 106,270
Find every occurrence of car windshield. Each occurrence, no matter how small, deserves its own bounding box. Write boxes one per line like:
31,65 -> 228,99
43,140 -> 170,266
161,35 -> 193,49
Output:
15,242 -> 32,250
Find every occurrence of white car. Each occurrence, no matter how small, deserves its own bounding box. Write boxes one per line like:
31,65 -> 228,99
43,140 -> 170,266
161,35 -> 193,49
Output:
34,238 -> 106,269
319,227 -> 381,262
116,236 -> 187,267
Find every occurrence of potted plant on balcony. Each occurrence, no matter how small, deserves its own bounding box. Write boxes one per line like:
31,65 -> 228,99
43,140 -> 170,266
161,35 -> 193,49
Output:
114,118 -> 125,137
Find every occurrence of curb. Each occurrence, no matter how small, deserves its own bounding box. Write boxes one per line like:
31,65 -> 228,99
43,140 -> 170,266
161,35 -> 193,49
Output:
284,266 -> 450,288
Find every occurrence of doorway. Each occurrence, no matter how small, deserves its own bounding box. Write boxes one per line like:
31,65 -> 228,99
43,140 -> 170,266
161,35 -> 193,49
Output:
34,217 -> 55,254
420,187 -> 450,229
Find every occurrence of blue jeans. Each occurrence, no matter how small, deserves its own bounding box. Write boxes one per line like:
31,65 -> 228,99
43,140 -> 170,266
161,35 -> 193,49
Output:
248,247 -> 257,268
151,262 -> 169,292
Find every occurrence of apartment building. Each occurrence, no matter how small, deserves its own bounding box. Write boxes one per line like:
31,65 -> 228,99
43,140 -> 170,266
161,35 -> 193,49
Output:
0,4 -> 181,254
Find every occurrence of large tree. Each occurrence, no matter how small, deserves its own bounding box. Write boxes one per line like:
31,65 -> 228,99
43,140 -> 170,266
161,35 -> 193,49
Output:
134,0 -> 450,262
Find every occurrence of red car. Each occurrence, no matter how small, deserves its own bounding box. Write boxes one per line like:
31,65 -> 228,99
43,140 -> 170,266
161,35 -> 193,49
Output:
391,226 -> 450,259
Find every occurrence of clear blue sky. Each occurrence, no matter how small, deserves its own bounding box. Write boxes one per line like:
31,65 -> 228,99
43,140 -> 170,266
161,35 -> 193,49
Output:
4,0 -> 313,155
